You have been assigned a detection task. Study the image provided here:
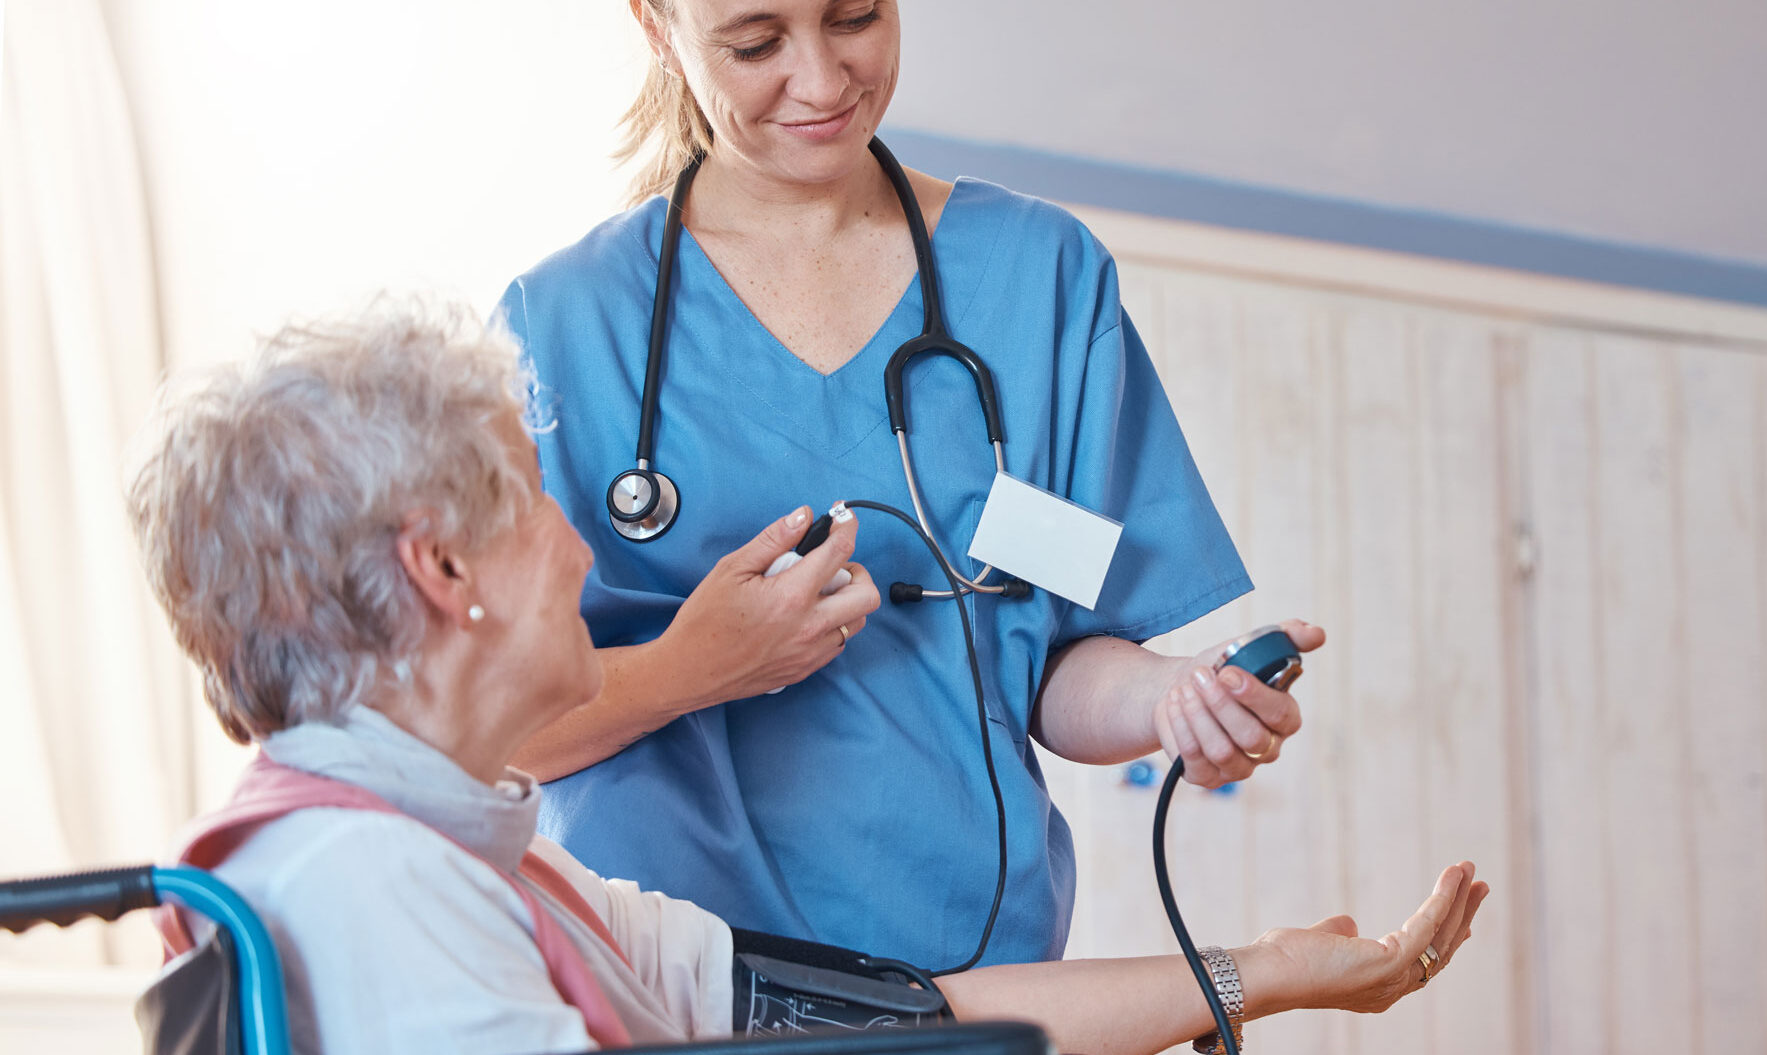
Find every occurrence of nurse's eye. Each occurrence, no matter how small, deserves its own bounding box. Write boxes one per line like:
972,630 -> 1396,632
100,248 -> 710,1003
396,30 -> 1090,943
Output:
730,37 -> 780,61
835,8 -> 880,31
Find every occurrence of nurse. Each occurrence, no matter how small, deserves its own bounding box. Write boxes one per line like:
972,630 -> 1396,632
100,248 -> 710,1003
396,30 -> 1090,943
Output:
500,0 -> 1321,970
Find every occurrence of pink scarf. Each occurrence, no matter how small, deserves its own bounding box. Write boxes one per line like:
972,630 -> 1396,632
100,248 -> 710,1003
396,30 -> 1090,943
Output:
158,754 -> 633,1048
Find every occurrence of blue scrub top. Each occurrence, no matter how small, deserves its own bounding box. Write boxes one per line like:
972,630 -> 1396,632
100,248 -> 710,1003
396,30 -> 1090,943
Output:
499,177 -> 1250,968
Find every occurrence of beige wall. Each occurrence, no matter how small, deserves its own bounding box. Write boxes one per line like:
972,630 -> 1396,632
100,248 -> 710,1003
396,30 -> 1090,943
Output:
1046,208 -> 1767,1054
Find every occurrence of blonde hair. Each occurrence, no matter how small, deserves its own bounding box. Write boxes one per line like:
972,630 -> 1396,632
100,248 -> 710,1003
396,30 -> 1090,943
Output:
126,301 -> 541,744
617,0 -> 713,206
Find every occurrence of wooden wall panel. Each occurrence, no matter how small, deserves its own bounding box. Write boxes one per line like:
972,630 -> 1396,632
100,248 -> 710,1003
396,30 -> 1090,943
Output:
1051,244 -> 1767,1055
1590,337 -> 1702,1048
1410,315 -> 1519,1055
1328,306 -> 1429,1052
1678,345 -> 1767,1051
1230,295 -> 1344,1055
1522,332 -> 1614,1054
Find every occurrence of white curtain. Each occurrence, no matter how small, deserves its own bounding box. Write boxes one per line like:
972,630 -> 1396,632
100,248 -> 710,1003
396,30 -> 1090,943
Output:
0,0 -> 190,968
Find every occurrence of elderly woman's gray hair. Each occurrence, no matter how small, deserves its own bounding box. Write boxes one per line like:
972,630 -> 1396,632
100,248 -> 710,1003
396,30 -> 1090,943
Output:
126,303 -> 543,744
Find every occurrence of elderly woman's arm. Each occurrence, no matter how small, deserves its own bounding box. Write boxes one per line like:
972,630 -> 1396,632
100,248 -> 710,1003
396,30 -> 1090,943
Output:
514,506 -> 880,781
939,863 -> 1487,1055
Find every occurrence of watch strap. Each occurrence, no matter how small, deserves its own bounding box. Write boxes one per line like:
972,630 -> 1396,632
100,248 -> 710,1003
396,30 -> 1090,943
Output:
1191,945 -> 1246,1054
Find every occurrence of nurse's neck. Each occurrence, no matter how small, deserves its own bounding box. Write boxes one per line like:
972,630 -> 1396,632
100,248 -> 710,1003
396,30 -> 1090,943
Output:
688,150 -> 899,243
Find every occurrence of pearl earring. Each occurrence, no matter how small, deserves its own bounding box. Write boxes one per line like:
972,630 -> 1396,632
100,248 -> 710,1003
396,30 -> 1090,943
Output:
468,604 -> 485,623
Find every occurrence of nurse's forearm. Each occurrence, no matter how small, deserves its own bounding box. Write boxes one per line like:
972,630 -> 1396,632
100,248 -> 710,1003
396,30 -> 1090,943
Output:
1031,636 -> 1182,764
511,638 -> 728,781
939,945 -> 1292,1055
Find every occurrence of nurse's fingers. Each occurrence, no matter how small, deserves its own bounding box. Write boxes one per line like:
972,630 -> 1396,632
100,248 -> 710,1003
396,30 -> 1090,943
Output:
1178,680 -> 1255,783
823,613 -> 868,648
1221,668 -> 1303,739
1195,666 -> 1285,761
1155,691 -> 1227,788
818,562 -> 881,627
1205,618 -> 1315,736
1276,618 -> 1326,654
784,507 -> 859,592
722,505 -> 814,575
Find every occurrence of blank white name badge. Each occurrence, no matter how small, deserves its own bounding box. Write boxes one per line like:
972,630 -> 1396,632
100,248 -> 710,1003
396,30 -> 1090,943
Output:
967,472 -> 1123,610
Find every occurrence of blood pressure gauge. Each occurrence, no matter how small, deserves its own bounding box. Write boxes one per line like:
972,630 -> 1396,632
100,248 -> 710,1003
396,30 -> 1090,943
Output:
1215,625 -> 1303,692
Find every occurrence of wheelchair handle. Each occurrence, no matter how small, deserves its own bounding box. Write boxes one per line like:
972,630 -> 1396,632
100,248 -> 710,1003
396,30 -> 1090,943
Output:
0,864 -> 160,933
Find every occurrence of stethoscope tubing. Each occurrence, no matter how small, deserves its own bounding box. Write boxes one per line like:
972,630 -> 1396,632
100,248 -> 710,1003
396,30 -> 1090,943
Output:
614,136 -> 1026,599
637,157 -> 701,470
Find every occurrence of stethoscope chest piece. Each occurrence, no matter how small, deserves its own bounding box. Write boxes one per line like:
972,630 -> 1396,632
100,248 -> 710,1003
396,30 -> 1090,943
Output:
607,466 -> 680,543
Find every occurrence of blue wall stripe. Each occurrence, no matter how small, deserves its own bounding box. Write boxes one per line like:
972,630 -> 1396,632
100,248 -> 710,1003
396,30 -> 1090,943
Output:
882,127 -> 1767,310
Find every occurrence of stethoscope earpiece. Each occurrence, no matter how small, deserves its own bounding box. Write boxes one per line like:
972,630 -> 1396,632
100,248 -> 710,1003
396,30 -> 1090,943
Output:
888,577 -> 1032,605
606,466 -> 680,542
889,582 -> 924,604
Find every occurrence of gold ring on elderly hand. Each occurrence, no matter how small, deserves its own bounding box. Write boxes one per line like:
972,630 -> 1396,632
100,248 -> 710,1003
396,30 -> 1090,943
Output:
1243,729 -> 1278,761
836,624 -> 850,647
1416,942 -> 1441,986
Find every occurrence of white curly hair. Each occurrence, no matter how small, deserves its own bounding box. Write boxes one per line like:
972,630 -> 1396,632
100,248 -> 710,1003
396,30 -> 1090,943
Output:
126,301 -> 546,743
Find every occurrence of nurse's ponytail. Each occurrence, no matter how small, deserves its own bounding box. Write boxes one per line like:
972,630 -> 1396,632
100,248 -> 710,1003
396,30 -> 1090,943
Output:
618,0 -> 713,206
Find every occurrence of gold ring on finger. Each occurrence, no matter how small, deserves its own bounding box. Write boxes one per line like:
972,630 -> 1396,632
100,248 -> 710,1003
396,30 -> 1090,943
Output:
1244,729 -> 1278,762
1417,942 -> 1441,986
836,624 -> 850,648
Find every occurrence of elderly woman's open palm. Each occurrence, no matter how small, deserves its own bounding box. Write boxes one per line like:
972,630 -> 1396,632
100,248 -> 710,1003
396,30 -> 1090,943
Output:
1252,861 -> 1489,1016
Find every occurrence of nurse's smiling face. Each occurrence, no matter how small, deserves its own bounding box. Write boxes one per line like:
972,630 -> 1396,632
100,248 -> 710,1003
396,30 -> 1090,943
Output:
645,0 -> 901,189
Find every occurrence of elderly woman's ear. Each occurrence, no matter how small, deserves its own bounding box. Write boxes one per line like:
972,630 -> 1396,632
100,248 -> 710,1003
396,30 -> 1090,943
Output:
395,511 -> 481,632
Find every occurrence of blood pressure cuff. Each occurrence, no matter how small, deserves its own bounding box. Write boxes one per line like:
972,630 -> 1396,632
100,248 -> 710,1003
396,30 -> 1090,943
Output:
731,928 -> 950,1036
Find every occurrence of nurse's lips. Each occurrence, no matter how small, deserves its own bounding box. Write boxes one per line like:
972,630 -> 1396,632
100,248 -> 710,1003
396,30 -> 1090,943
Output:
779,102 -> 859,141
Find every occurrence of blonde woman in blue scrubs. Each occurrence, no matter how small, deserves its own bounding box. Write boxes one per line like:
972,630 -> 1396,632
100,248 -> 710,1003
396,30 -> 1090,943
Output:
502,0 -> 1323,971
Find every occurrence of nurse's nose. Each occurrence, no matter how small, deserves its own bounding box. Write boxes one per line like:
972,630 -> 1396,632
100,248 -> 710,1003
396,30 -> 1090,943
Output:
789,37 -> 849,112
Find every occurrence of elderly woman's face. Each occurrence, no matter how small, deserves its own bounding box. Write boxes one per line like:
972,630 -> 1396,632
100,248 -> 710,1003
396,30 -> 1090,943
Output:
469,415 -> 602,718
664,0 -> 900,187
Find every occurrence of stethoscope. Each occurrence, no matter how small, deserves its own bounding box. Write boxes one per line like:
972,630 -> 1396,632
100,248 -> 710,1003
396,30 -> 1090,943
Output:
607,137 -> 1029,603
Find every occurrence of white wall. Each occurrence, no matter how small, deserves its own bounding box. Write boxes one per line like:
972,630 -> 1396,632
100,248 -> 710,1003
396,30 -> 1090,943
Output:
100,0 -> 648,371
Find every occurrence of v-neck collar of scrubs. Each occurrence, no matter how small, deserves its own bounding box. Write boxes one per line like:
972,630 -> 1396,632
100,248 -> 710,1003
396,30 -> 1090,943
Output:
664,177 -> 1000,459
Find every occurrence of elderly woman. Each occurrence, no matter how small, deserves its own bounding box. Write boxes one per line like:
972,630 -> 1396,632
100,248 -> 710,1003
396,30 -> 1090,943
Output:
128,304 -> 1486,1054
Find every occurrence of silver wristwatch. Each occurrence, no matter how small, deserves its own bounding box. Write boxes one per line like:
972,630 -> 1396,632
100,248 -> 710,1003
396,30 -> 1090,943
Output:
1191,945 -> 1245,1054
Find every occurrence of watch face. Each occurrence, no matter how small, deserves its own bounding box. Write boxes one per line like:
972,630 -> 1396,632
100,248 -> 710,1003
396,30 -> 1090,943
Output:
1215,626 -> 1303,691
1218,624 -> 1285,664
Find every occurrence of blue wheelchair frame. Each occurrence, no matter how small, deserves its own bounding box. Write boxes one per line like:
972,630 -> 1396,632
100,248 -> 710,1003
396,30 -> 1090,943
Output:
1,865 -> 287,1055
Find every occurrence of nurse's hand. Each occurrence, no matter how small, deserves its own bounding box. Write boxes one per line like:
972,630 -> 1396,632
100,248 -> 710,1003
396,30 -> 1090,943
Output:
663,506 -> 881,703
1152,618 -> 1322,788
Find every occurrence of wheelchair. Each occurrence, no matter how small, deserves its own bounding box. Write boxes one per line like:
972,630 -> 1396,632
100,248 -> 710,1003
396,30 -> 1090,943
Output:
1,865 -> 1049,1055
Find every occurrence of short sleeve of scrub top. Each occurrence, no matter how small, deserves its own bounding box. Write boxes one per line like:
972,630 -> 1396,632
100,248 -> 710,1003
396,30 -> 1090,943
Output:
498,177 -> 1251,970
